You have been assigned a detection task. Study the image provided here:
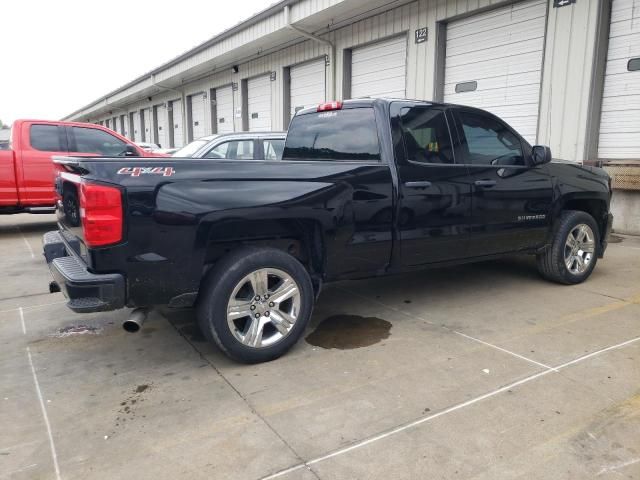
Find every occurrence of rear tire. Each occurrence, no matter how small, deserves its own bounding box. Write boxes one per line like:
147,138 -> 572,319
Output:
196,247 -> 314,363
536,210 -> 600,284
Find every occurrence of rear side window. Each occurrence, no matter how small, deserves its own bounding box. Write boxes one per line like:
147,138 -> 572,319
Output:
204,140 -> 254,160
30,125 -> 64,152
283,108 -> 380,161
264,139 -> 284,160
399,108 -> 454,164
70,127 -> 127,156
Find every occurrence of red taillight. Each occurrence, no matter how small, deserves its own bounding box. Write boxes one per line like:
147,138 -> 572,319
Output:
80,182 -> 123,247
317,101 -> 343,112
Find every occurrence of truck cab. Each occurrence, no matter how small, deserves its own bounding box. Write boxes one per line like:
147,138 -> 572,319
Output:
0,119 -> 163,214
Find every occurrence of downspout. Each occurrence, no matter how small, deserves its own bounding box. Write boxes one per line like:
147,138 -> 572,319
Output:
151,75 -> 187,146
284,4 -> 336,100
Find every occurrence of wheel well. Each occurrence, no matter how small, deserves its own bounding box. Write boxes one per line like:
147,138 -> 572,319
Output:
202,218 -> 325,286
562,199 -> 607,237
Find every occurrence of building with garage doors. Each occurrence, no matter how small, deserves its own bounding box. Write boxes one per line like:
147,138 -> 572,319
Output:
64,0 -> 639,233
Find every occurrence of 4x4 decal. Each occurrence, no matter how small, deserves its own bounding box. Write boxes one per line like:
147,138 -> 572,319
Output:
117,166 -> 175,177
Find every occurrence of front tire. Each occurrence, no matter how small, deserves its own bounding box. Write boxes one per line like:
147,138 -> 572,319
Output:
196,247 -> 314,363
536,210 -> 600,284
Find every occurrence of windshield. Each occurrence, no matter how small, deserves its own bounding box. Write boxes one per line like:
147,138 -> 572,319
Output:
173,139 -> 210,157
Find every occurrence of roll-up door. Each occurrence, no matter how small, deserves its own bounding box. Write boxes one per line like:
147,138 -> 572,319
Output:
171,99 -> 184,147
119,115 -> 127,137
132,112 -> 141,141
290,58 -> 326,118
598,0 -> 640,159
248,75 -> 272,131
142,109 -> 152,143
351,36 -> 407,99
215,85 -> 235,134
443,0 -> 546,144
190,93 -> 206,139
155,105 -> 169,148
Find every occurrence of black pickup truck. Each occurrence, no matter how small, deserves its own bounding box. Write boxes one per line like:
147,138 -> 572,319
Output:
44,98 -> 613,363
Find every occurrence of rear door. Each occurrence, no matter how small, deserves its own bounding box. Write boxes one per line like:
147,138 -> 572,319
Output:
282,106 -> 394,278
450,107 -> 552,255
392,103 -> 472,265
17,123 -> 68,205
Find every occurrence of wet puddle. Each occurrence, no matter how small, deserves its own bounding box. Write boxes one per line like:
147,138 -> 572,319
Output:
305,314 -> 391,350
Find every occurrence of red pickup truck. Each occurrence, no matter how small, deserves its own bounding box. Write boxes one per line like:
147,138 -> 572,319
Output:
0,119 -> 163,214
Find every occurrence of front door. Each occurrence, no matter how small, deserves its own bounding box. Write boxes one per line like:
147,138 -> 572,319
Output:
393,103 -> 472,266
450,107 -> 553,256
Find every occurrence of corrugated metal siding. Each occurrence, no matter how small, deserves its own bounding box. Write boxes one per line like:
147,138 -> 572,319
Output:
598,0 -> 640,160
74,0 -> 610,164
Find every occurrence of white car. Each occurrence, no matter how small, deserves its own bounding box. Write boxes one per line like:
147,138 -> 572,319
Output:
172,132 -> 286,160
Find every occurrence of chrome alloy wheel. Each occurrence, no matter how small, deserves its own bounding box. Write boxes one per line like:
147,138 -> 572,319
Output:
226,268 -> 301,348
564,224 -> 595,275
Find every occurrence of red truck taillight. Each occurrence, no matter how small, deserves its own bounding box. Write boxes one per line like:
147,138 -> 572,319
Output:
80,182 -> 123,247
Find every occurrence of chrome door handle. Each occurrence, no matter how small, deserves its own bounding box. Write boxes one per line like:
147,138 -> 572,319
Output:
404,181 -> 432,188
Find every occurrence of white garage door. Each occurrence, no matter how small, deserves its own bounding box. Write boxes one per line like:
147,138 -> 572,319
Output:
351,36 -> 407,99
132,112 -> 141,141
190,93 -> 207,140
290,59 -> 326,118
120,115 -> 128,137
171,99 -> 184,147
155,105 -> 169,149
598,0 -> 640,159
215,85 -> 235,134
248,75 -> 272,131
142,109 -> 152,143
444,0 -> 546,144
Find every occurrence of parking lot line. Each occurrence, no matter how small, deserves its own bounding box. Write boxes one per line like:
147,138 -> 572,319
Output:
259,334 -> 640,480
26,346 -> 61,480
19,307 -> 26,335
0,301 -> 66,317
17,226 -> 36,259
338,286 -> 553,371
452,330 -> 557,371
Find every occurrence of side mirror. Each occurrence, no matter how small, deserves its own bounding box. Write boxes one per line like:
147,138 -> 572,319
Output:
531,145 -> 552,166
123,144 -> 139,157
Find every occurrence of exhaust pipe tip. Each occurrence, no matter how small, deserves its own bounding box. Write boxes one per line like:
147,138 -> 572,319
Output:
123,308 -> 149,333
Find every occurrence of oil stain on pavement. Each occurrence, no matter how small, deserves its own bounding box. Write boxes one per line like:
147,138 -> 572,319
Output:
305,314 -> 391,349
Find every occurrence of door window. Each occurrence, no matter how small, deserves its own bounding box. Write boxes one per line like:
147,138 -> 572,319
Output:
204,140 -> 254,160
399,108 -> 454,164
70,127 -> 128,156
263,139 -> 284,160
30,125 -> 64,152
457,111 -> 524,166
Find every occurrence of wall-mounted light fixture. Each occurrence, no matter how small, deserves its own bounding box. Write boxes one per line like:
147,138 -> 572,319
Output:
232,65 -> 239,74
